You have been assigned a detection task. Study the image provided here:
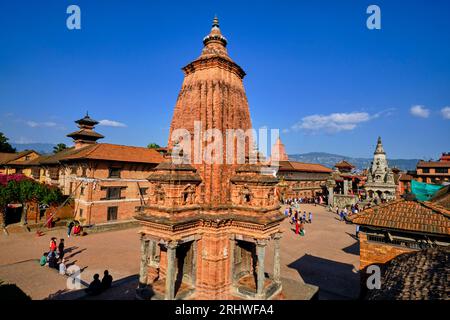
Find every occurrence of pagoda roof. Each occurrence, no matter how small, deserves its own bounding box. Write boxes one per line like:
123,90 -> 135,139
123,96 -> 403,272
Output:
75,114 -> 99,126
66,129 -> 105,140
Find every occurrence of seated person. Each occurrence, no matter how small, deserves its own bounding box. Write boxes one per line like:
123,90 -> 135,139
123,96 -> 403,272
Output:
73,224 -> 81,236
85,274 -> 102,296
101,270 -> 113,290
39,252 -> 48,266
47,251 -> 59,270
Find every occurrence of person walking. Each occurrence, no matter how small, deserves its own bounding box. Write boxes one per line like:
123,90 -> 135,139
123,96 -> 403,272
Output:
302,212 -> 307,224
299,221 -> 305,236
295,219 -> 300,235
309,212 -> 312,224
58,239 -> 65,261
67,220 -> 74,238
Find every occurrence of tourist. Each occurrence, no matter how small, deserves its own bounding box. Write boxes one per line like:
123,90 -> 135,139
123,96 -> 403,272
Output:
85,274 -> 102,296
39,252 -> 48,266
47,251 -> 58,270
59,259 -> 67,275
73,223 -> 83,236
302,212 -> 307,223
309,212 -> 312,224
50,238 -> 57,252
339,210 -> 344,221
67,220 -> 74,238
284,207 -> 289,216
58,239 -> 65,261
299,221 -> 305,236
101,270 -> 113,291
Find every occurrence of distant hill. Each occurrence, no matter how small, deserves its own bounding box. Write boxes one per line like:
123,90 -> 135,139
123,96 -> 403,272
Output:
12,143 -> 55,155
288,152 -> 419,171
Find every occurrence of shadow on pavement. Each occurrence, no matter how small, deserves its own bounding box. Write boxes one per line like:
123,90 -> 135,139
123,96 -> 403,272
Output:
46,274 -> 140,300
287,254 -> 360,300
342,240 -> 360,256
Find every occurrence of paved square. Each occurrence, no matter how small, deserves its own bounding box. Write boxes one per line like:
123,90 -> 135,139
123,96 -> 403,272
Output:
0,204 -> 359,299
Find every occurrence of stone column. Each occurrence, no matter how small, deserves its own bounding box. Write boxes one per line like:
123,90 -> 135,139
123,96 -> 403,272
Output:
327,186 -> 334,206
256,239 -> 267,298
165,241 -> 178,300
343,180 -> 349,195
138,236 -> 150,288
272,233 -> 282,283
229,236 -> 236,287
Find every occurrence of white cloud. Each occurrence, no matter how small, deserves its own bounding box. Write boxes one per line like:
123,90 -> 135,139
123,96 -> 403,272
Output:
410,105 -> 430,118
441,106 -> 450,120
98,119 -> 127,127
290,112 -> 373,133
26,121 -> 58,128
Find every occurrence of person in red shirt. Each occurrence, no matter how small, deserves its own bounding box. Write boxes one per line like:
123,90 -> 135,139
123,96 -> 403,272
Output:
50,237 -> 57,251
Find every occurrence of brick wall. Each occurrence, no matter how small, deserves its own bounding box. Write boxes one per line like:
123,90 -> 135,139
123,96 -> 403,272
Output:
359,232 -> 415,270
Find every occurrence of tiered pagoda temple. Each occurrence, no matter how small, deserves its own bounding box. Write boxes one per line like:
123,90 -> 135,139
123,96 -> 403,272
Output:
135,17 -> 285,300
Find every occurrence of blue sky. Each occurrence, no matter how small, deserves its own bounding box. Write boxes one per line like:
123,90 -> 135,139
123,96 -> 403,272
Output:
0,0 -> 449,159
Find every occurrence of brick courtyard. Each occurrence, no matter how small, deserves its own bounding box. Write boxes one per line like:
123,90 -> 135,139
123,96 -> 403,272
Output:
0,204 -> 360,300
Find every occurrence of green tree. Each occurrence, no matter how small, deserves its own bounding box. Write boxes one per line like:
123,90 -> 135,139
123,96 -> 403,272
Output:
53,143 -> 68,154
0,180 -> 63,227
147,143 -> 161,149
0,132 -> 16,153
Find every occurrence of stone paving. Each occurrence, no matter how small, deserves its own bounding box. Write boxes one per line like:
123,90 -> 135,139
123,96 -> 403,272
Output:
0,204 -> 360,300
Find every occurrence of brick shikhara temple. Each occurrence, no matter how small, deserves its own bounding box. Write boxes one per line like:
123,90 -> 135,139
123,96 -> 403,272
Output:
135,17 -> 285,300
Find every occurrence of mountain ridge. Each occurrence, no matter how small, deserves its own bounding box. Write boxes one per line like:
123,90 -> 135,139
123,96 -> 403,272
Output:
288,152 -> 419,171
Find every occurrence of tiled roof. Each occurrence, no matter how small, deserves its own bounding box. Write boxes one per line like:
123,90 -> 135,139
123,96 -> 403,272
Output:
60,143 -> 164,164
278,161 -> 332,173
417,160 -> 450,168
366,247 -> 449,300
335,160 -> 355,168
39,146 -> 90,165
430,185 -> 450,210
0,150 -> 38,165
399,173 -> 413,181
349,199 -> 450,236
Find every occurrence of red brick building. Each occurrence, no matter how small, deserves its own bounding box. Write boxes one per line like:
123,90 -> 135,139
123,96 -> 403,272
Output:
37,114 -> 164,225
416,152 -> 450,185
277,161 -> 332,200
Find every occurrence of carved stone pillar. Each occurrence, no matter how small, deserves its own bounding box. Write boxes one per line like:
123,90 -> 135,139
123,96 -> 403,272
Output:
165,241 -> 178,300
256,239 -> 267,298
138,236 -> 150,288
272,233 -> 282,283
229,236 -> 236,288
343,179 -> 349,195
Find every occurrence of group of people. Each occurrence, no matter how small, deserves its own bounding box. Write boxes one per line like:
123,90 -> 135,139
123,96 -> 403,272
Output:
67,220 -> 83,237
283,196 -> 321,206
284,207 -> 313,236
39,237 -> 67,275
85,270 -> 113,296
39,236 -> 114,296
336,203 -> 360,221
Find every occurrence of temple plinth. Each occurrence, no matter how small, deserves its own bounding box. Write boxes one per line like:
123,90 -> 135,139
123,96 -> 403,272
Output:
135,17 -> 285,300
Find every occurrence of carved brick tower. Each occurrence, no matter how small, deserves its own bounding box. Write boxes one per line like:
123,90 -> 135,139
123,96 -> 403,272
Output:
135,17 -> 285,300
